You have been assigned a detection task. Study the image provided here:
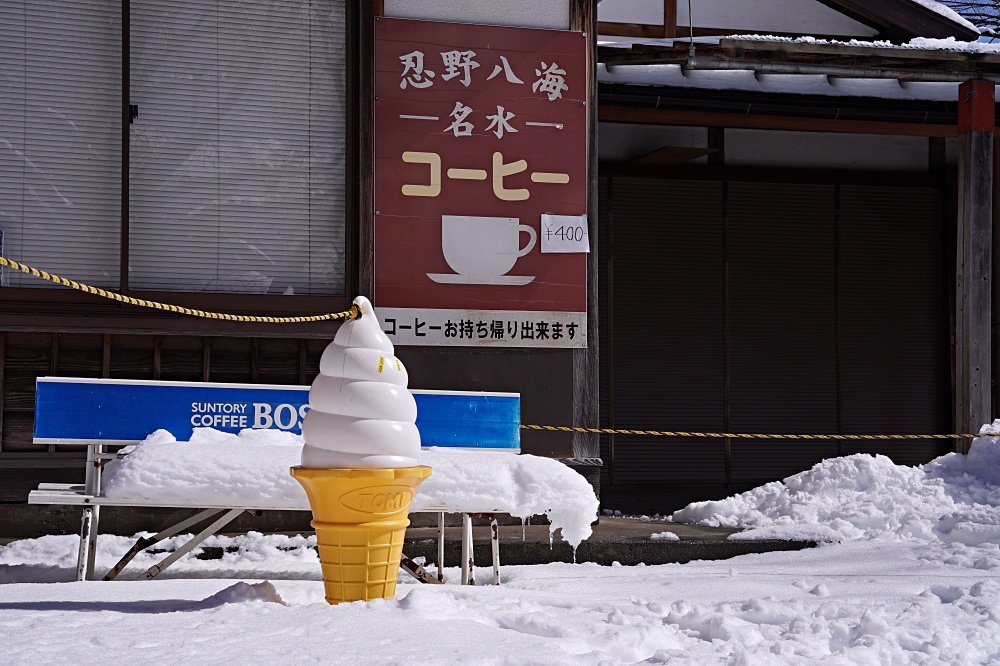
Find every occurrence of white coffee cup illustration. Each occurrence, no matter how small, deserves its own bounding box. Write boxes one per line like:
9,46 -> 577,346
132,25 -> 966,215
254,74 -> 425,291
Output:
440,215 -> 536,280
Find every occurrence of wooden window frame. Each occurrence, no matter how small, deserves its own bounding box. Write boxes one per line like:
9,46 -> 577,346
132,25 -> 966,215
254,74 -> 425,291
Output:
0,0 -> 358,334
598,0 -> 676,39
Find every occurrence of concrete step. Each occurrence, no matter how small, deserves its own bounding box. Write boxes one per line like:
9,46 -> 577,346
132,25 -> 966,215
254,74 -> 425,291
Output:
404,516 -> 815,566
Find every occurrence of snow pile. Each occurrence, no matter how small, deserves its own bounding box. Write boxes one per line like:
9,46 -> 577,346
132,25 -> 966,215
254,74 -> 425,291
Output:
102,427 -> 598,546
414,449 -> 598,547
0,532 -> 323,584
673,436 -> 1000,546
4,538 -> 1000,663
104,428 -> 306,509
650,531 -> 679,541
8,435 -> 1000,662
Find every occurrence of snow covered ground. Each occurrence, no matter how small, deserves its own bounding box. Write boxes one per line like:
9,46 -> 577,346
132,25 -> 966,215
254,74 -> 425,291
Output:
3,434 -> 1000,664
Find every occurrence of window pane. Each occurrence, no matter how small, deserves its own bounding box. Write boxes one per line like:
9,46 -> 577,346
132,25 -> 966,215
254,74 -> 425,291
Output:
129,0 -> 346,295
0,0 -> 122,289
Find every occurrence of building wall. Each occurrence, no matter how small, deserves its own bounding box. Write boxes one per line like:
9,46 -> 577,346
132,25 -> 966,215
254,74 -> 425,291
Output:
597,157 -> 954,512
385,0 -> 569,29
0,0 -> 591,516
725,129 -> 930,171
598,0 -> 878,37
598,122 -> 933,172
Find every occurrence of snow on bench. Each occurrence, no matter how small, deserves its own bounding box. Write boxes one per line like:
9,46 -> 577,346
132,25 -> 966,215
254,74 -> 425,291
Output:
28,378 -> 598,584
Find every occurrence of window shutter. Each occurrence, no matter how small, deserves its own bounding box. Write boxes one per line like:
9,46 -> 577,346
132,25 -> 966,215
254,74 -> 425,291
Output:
129,0 -> 346,295
609,177 -> 727,484
0,0 -> 122,289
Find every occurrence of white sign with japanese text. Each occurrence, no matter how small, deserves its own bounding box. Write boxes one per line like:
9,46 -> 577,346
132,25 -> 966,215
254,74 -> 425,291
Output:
380,308 -> 586,348
541,214 -> 590,253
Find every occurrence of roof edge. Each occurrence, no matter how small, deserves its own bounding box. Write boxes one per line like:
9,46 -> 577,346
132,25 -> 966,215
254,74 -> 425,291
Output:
825,0 -> 980,41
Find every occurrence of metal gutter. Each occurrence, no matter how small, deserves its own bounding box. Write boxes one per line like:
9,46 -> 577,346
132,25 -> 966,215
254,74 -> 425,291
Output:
678,56 -> 1000,84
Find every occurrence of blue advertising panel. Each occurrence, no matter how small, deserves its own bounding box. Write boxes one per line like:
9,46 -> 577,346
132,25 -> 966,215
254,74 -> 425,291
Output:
33,377 -> 519,451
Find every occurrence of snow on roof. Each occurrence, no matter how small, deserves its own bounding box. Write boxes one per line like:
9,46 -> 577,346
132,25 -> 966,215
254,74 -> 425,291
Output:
600,62 -> 970,102
599,34 -> 1000,102
722,33 -> 1000,53
909,0 -> 979,33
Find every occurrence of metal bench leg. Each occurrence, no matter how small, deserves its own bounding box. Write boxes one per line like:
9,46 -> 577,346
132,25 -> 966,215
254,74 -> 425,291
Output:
490,514 -> 500,585
76,506 -> 95,582
461,513 -> 475,585
437,512 -> 446,583
85,505 -> 101,580
399,553 -> 442,584
103,508 -> 228,581
142,508 -> 245,580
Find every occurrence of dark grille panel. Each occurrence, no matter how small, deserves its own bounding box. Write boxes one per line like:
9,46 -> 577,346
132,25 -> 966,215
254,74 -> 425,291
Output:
838,184 -> 951,465
610,178 -> 726,483
602,174 -> 951,493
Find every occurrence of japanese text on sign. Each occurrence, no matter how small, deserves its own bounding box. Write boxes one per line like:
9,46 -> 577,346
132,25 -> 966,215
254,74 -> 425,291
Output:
380,308 -> 587,349
374,18 -> 588,347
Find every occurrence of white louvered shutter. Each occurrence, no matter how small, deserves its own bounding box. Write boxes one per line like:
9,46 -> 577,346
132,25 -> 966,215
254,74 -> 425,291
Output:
0,0 -> 122,288
129,0 -> 346,295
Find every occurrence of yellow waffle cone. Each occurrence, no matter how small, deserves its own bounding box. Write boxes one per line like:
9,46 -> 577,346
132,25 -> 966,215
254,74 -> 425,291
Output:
290,466 -> 431,604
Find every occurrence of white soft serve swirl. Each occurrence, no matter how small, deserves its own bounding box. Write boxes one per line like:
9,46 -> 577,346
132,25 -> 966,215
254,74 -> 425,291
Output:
300,296 -> 421,469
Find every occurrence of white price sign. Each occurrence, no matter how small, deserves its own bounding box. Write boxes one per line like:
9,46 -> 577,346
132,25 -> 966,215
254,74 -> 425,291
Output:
540,214 -> 590,253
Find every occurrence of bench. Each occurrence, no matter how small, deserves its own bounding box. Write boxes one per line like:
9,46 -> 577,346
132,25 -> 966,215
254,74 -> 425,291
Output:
28,377 -> 521,586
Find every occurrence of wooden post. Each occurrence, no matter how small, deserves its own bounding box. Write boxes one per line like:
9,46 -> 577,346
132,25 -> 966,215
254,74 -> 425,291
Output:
570,0 -> 599,459
357,1 -> 376,298
994,133 -> 1000,422
0,332 -> 5,453
955,79 -> 994,452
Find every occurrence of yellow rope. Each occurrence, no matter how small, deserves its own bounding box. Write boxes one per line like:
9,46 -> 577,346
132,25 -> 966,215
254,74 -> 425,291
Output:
0,256 -> 359,323
1,257 -> 984,438
520,424 -> 981,440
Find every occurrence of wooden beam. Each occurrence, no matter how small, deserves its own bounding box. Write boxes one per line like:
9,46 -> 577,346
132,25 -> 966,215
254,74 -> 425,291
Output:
202,337 -> 211,382
601,38 -> 1000,74
708,127 -> 725,166
572,0 -> 600,460
831,0 -> 980,41
0,332 -> 5,453
599,163 -> 939,187
251,337 -> 259,384
599,105 -> 959,138
358,0 -> 375,299
994,132 -> 1000,422
598,0 -> 676,39
102,334 -> 111,378
955,79 -> 994,451
50,333 -> 59,376
299,340 -> 308,386
598,22 -> 668,39
663,0 -> 677,39
631,145 -> 715,165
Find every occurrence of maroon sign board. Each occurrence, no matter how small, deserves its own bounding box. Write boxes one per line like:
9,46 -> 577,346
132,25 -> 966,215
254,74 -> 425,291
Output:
374,17 -> 588,348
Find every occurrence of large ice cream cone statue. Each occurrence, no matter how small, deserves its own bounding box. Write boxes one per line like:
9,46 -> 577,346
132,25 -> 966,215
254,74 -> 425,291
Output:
291,296 -> 430,604
291,466 -> 430,603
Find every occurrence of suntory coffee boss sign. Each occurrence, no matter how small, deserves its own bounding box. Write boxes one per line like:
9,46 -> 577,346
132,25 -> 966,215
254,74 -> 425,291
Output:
374,18 -> 588,348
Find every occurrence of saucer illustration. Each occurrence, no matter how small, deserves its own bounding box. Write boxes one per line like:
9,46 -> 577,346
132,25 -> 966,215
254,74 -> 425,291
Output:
426,273 -> 535,286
